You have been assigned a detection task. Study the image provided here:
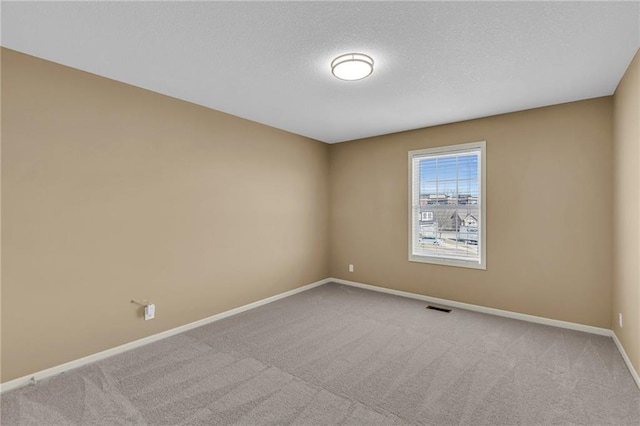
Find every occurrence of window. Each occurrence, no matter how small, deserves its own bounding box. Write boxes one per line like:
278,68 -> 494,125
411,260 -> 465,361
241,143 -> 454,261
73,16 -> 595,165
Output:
421,211 -> 434,221
409,141 -> 486,269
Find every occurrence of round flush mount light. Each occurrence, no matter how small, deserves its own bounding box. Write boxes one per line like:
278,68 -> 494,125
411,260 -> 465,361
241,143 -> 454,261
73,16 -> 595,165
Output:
331,53 -> 374,81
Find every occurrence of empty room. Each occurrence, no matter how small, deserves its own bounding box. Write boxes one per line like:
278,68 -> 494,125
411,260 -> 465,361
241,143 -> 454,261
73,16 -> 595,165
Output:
1,1 -> 639,425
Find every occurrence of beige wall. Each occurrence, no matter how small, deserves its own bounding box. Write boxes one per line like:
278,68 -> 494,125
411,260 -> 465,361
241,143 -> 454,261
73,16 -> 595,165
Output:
329,98 -> 614,328
1,49 -> 330,382
613,49 -> 640,375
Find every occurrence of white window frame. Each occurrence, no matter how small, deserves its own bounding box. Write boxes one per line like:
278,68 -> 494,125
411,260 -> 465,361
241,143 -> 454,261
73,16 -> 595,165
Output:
408,141 -> 486,270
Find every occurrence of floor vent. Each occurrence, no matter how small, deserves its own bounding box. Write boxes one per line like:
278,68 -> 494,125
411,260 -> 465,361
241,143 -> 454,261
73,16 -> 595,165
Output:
426,305 -> 452,313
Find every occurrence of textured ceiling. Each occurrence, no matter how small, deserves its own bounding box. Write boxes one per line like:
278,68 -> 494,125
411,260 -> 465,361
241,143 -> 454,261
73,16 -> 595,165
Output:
2,1 -> 639,143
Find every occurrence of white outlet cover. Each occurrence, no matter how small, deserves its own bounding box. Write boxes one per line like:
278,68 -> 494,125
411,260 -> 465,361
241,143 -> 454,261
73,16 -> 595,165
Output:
619,313 -> 623,328
145,304 -> 156,321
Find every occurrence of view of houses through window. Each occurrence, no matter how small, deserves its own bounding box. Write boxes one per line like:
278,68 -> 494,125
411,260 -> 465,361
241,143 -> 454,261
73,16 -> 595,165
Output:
410,142 -> 485,268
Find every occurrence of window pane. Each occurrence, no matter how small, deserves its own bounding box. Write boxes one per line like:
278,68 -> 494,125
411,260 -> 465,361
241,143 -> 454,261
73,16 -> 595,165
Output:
420,158 -> 437,182
438,180 -> 457,199
457,154 -> 478,179
420,181 -> 437,196
458,178 -> 479,199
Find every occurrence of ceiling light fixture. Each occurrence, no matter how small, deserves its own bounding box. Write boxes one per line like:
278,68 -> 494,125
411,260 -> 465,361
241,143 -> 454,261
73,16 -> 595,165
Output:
331,53 -> 374,81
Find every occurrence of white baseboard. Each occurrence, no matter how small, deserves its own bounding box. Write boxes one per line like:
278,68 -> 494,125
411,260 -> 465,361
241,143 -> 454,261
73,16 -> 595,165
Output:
0,278 -> 331,394
330,278 -> 612,336
611,331 -> 640,389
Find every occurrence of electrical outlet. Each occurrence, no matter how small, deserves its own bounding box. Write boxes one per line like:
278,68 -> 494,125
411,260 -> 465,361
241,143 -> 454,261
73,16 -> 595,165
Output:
145,304 -> 156,321
619,313 -> 623,328
349,264 -> 354,273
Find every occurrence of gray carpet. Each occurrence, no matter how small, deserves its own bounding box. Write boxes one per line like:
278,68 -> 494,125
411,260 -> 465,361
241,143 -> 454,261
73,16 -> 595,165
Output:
1,283 -> 639,425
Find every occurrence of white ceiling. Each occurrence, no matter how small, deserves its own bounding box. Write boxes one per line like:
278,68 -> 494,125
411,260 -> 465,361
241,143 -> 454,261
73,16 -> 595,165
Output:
2,1 -> 639,143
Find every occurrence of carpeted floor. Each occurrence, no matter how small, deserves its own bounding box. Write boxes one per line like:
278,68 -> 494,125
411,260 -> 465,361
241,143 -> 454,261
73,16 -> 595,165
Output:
1,282 -> 639,425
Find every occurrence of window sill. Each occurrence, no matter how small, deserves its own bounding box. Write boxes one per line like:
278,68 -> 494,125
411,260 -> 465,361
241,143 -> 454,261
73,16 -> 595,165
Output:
409,254 -> 486,270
